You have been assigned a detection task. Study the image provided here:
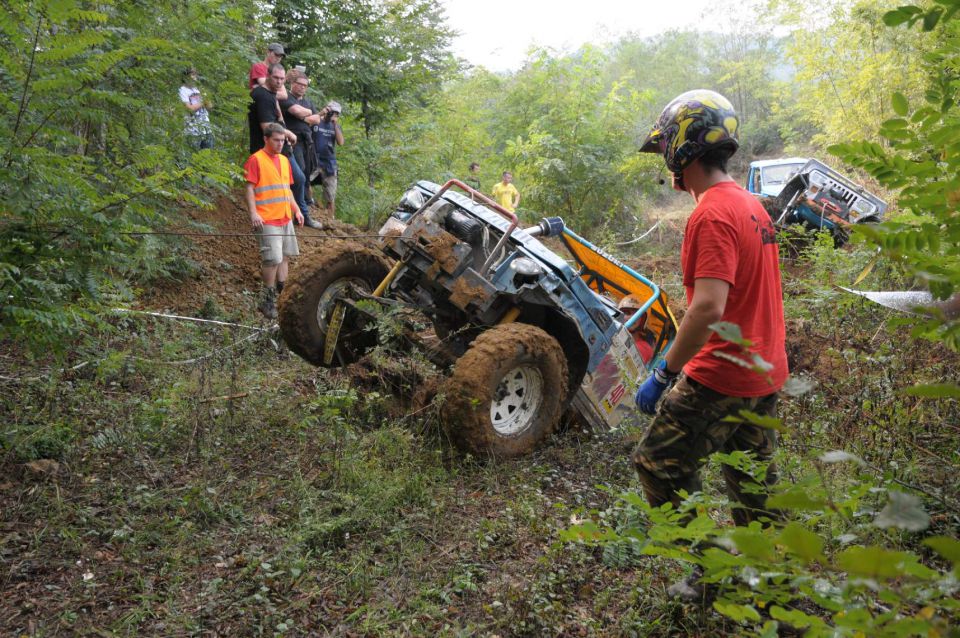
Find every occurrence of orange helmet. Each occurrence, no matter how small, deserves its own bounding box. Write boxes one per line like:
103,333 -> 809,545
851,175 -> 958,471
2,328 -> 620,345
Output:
618,294 -> 645,312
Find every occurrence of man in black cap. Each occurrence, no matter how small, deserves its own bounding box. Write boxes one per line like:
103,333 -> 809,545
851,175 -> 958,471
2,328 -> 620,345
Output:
249,43 -> 287,100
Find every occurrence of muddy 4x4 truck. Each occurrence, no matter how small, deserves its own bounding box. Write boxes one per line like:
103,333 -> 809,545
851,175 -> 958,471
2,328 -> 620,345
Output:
746,158 -> 888,244
278,180 -> 678,457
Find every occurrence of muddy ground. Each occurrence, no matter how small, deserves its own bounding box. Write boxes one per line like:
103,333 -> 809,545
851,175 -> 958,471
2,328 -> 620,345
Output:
141,195 -> 379,317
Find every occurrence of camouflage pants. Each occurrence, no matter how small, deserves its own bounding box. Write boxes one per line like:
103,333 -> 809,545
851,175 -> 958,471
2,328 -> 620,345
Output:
632,375 -> 780,526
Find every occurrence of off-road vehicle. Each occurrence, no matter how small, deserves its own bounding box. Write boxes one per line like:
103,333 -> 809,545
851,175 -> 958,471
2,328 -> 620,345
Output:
278,180 -> 678,457
747,158 -> 888,244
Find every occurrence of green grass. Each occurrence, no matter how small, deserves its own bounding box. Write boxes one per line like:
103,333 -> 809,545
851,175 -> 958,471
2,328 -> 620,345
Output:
2,230 -> 958,636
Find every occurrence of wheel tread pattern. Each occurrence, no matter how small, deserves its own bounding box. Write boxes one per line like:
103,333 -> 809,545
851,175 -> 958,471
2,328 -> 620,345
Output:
442,322 -> 569,458
278,240 -> 390,366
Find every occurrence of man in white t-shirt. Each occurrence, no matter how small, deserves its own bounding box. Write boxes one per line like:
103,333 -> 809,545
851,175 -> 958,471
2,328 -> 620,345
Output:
179,68 -> 214,149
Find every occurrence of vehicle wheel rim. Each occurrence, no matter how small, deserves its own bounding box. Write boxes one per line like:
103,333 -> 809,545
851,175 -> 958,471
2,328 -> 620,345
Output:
316,277 -> 370,331
490,364 -> 544,436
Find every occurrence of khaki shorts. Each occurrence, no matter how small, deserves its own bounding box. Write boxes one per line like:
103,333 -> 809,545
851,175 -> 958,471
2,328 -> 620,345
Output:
317,167 -> 337,205
256,220 -> 299,265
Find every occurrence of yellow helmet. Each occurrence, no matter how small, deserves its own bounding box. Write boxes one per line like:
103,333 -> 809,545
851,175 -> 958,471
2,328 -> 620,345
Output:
640,89 -> 739,173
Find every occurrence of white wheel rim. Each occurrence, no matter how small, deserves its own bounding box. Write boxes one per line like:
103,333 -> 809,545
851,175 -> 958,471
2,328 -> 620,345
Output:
316,277 -> 370,330
490,364 -> 544,436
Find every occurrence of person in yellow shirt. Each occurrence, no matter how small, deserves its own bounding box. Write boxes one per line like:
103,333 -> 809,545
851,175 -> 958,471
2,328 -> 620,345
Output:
491,171 -> 520,212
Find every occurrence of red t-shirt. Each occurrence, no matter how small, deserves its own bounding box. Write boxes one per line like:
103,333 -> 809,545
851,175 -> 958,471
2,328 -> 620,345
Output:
680,181 -> 788,397
243,152 -> 294,226
249,62 -> 267,90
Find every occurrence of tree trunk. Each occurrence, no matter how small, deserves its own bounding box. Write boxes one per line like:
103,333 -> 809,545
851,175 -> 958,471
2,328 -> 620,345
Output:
362,97 -> 377,229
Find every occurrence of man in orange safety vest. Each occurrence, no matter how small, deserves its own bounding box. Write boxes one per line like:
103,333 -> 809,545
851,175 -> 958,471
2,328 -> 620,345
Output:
243,122 -> 304,319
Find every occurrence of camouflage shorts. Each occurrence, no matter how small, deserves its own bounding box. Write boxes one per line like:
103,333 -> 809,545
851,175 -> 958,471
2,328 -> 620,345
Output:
632,375 -> 779,524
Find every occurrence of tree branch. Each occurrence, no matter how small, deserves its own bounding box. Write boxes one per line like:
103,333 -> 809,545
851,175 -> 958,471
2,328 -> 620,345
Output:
11,13 -> 43,144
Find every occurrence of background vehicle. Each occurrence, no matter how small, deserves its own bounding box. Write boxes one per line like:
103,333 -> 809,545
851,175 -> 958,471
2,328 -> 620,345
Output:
279,180 -> 678,457
747,158 -> 888,244
745,157 -> 809,198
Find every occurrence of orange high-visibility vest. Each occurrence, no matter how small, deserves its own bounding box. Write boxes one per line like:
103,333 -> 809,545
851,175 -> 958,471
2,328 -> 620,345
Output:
252,149 -> 293,223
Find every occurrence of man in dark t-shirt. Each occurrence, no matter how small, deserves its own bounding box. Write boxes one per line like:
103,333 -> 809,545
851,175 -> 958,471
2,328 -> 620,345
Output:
248,63 -> 320,228
280,69 -> 321,217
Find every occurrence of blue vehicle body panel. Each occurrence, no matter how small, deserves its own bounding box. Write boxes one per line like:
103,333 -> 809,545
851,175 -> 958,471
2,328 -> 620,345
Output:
416,180 -> 629,373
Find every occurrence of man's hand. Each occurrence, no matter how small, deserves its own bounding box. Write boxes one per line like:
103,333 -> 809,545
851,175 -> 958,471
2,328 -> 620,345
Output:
295,209 -> 304,226
250,210 -> 263,231
636,360 -> 678,415
285,130 -> 297,146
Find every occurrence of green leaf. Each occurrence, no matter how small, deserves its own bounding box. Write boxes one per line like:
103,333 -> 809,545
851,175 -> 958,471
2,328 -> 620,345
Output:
923,7 -> 944,30
728,527 -> 776,561
903,383 -> 960,398
873,491 -> 930,531
836,546 -> 918,579
883,6 -> 922,27
766,488 -> 827,512
709,321 -> 752,347
769,606 -> 819,629
778,523 -> 825,563
923,536 -> 960,565
713,601 -> 761,623
722,410 -> 787,432
892,93 -> 910,116
560,521 -> 619,543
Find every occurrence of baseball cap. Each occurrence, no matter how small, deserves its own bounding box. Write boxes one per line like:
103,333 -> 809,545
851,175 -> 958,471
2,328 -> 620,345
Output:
267,43 -> 285,57
326,101 -> 342,114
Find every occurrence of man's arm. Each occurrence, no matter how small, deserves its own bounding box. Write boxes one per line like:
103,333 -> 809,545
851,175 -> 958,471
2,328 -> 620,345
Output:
245,183 -> 263,230
288,182 -> 304,226
663,277 -> 730,373
512,188 -> 520,209
333,116 -> 344,145
287,103 -> 316,120
636,276 -> 730,413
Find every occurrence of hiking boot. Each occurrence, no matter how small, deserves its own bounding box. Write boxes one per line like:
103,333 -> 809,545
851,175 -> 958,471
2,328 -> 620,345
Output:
259,287 -> 278,320
667,566 -> 716,606
304,218 -> 324,230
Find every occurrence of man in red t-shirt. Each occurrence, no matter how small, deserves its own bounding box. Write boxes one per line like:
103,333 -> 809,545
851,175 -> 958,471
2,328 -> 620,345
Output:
633,90 -> 788,600
249,43 -> 287,100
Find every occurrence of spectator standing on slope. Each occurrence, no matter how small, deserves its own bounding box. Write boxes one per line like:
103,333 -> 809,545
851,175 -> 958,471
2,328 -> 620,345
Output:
248,63 -> 321,229
311,101 -> 344,221
280,69 -> 324,225
179,68 -> 214,150
491,171 -> 520,212
463,162 -> 481,190
248,42 -> 288,100
243,122 -> 304,319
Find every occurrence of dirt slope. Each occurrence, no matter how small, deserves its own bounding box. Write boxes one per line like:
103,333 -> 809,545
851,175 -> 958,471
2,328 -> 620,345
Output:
140,193 -> 373,316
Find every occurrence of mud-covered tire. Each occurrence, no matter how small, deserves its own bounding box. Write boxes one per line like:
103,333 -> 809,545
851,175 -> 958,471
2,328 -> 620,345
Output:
278,241 -> 391,367
441,323 -> 568,458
